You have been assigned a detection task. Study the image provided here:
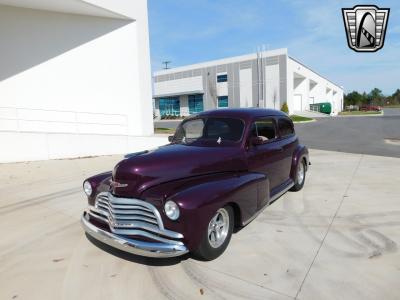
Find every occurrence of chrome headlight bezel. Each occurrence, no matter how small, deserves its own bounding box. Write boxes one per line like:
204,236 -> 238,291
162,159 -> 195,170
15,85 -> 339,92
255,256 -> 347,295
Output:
164,200 -> 180,220
83,181 -> 93,196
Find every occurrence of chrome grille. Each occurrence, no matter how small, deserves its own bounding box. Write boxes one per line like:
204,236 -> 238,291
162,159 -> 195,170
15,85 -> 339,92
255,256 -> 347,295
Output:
95,193 -> 159,226
88,192 -> 183,243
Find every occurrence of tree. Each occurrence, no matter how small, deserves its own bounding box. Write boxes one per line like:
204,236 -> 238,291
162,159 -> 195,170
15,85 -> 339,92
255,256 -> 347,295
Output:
391,89 -> 400,105
368,88 -> 383,104
345,88 -> 399,107
344,91 -> 364,106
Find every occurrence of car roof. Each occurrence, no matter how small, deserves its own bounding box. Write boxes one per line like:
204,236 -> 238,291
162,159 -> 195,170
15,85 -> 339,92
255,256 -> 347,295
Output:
187,108 -> 288,121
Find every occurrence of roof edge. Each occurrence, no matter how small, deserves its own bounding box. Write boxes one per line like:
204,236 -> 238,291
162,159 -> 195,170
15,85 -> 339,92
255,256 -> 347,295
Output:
154,48 -> 288,76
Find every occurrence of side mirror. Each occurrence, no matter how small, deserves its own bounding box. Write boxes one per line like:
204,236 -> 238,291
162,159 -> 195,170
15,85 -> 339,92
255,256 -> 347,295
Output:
251,136 -> 268,146
168,135 -> 174,142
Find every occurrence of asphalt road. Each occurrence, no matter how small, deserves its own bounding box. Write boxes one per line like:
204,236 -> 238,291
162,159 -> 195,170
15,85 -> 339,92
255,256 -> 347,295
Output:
296,108 -> 400,158
155,109 -> 400,158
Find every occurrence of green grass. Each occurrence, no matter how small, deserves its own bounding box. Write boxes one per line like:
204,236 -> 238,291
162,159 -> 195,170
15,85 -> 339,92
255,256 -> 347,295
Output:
290,115 -> 314,122
339,111 -> 382,115
154,127 -> 175,134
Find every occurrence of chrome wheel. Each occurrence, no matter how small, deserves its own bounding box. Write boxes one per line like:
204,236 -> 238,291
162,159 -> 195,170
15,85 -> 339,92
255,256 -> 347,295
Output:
208,208 -> 229,248
297,161 -> 305,185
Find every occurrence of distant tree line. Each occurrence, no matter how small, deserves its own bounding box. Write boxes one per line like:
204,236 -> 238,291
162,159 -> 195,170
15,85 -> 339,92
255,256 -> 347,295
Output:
344,88 -> 400,106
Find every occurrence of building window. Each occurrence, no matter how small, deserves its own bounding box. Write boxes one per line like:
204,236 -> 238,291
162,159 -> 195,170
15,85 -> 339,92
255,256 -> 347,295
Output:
188,94 -> 204,114
217,74 -> 228,83
217,96 -> 228,108
159,97 -> 180,116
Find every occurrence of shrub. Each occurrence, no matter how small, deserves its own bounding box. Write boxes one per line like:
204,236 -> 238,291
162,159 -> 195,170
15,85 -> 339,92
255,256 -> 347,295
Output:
281,102 -> 289,114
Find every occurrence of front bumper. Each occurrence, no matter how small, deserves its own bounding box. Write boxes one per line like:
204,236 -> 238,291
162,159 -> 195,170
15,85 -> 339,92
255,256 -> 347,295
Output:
81,211 -> 189,258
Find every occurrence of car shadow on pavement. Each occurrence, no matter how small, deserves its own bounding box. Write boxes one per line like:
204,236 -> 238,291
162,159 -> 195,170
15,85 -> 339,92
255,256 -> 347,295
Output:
85,233 -> 190,266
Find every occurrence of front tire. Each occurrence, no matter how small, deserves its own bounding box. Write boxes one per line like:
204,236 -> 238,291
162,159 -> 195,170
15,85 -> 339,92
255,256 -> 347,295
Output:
193,206 -> 233,261
291,159 -> 306,191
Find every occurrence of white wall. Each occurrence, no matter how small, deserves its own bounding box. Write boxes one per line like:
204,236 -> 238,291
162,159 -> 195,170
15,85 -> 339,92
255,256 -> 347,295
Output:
154,76 -> 203,97
216,72 -> 228,97
216,82 -> 228,97
288,58 -> 343,115
239,68 -> 252,107
180,95 -> 190,116
0,1 -> 154,162
0,132 -> 168,163
265,64 -> 280,109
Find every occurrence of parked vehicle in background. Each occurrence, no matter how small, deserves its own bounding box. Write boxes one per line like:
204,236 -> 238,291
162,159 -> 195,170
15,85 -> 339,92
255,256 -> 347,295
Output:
360,105 -> 382,111
345,105 -> 359,111
81,108 -> 310,260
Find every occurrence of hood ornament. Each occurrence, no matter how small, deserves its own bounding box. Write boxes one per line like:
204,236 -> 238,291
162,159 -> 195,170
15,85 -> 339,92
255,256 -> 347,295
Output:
110,180 -> 128,188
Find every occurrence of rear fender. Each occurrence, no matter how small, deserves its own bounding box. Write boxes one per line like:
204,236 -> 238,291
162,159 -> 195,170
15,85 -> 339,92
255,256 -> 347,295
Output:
290,145 -> 309,181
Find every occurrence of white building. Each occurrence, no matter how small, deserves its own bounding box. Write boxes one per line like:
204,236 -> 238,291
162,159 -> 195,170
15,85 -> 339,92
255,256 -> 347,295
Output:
0,0 -> 156,163
153,48 -> 343,117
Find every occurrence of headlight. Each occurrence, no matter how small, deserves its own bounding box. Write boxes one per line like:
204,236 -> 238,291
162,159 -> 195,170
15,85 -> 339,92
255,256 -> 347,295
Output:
83,181 -> 92,196
164,200 -> 180,220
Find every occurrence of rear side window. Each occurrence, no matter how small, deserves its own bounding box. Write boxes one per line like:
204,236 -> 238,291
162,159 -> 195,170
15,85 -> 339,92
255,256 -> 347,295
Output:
278,118 -> 294,137
250,118 -> 277,140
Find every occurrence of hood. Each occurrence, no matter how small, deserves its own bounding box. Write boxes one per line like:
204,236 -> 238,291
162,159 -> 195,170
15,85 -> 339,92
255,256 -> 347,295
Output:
111,144 -> 246,198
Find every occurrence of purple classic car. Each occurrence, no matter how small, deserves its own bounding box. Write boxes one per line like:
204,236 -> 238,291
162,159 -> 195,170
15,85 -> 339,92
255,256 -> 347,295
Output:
81,108 -> 309,260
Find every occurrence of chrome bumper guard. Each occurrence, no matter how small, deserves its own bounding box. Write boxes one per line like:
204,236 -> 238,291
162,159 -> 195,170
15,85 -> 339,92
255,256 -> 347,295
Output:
81,210 -> 188,258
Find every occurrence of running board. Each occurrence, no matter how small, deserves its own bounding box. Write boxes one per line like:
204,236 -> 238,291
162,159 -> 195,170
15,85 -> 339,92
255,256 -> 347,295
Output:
242,180 -> 294,226
269,180 -> 295,204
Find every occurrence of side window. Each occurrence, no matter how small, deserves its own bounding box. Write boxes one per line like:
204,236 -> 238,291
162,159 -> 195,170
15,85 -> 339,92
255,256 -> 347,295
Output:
278,118 -> 294,137
251,118 -> 277,140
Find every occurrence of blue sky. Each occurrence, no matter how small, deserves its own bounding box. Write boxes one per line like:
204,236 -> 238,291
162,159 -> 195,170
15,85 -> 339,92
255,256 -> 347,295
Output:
148,0 -> 400,95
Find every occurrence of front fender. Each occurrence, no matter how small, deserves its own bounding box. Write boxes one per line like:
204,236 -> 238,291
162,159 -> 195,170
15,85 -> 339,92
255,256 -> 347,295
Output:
141,172 -> 268,251
84,171 -> 112,205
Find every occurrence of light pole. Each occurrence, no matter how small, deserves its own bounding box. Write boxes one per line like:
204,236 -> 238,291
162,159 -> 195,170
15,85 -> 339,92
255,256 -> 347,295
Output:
162,61 -> 171,70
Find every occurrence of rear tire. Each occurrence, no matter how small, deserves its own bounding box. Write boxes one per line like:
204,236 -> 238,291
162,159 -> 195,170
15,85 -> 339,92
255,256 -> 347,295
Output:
291,159 -> 306,191
193,206 -> 234,261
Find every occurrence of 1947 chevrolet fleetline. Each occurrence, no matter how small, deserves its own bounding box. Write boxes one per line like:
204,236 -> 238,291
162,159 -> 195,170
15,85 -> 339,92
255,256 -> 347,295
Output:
81,108 -> 309,260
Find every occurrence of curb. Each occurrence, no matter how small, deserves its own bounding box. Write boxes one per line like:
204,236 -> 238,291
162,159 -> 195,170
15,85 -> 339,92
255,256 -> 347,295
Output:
292,119 -> 316,124
337,111 -> 384,117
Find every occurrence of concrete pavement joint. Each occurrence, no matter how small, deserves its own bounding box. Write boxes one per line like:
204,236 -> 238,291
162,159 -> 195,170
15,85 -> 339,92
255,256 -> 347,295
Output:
294,154 -> 364,299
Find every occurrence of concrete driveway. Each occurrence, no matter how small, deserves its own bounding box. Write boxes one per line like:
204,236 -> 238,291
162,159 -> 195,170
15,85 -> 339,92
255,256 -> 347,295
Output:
1,149 -> 399,300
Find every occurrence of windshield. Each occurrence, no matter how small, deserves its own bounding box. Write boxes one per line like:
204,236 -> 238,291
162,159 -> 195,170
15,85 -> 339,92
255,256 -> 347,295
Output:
172,117 -> 244,146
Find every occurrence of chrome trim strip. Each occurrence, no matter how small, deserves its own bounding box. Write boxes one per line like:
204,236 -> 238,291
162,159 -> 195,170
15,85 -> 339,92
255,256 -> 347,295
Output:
270,181 -> 294,203
88,207 -> 183,239
97,199 -> 153,213
97,203 -> 157,219
97,192 -> 165,229
242,181 -> 294,226
81,211 -> 188,258
89,209 -> 158,227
